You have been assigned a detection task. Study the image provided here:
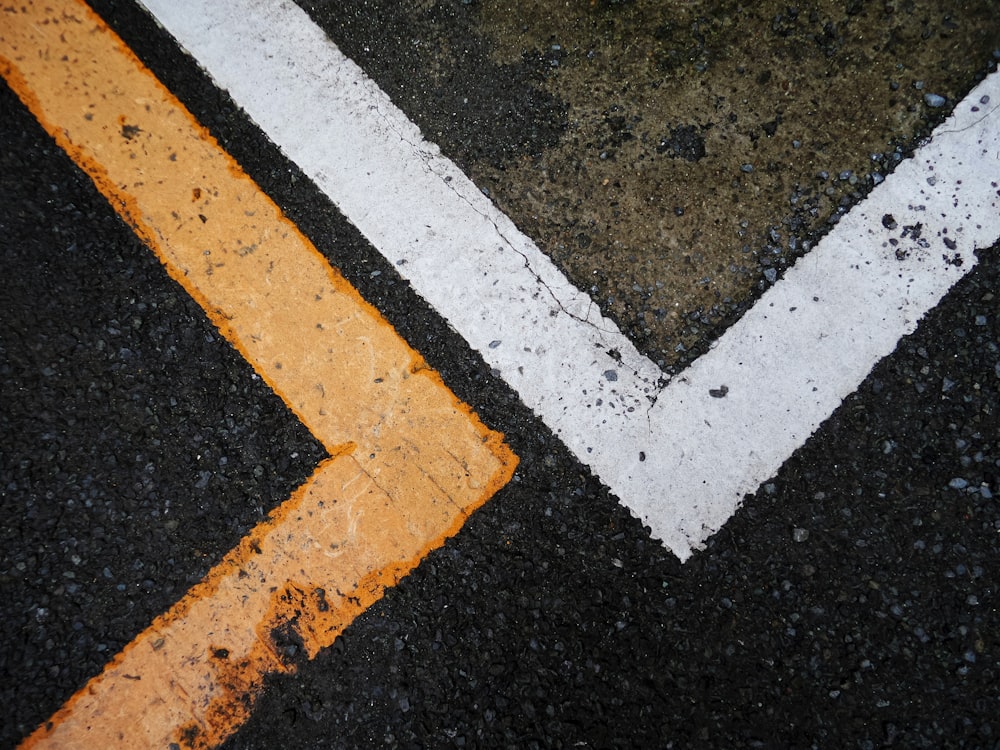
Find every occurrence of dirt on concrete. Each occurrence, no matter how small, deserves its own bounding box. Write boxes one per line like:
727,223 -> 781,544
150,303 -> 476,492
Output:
469,0 -> 1000,370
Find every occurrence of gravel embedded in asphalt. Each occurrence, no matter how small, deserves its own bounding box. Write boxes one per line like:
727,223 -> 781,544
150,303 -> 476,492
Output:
2,2 -> 998,747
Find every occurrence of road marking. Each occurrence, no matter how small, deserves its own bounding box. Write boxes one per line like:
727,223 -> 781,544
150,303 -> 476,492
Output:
627,81 -> 1000,545
1,2 -> 515,747
138,0 -> 1000,559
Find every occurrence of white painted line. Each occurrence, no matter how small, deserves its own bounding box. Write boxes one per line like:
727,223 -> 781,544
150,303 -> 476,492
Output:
622,79 -> 1000,552
138,0 -> 1000,560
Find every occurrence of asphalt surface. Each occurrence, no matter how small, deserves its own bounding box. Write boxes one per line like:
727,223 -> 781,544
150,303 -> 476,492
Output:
2,1 -> 1000,748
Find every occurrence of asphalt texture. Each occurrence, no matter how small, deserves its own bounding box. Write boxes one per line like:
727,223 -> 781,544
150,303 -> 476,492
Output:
2,1 -> 1000,748
0,78 -> 329,744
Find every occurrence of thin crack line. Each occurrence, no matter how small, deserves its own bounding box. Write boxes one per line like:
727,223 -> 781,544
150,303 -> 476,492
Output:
366,100 -> 671,425
366,99 -> 616,333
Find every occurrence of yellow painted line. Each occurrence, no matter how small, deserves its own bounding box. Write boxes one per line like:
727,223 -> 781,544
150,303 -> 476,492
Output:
1,2 -> 516,748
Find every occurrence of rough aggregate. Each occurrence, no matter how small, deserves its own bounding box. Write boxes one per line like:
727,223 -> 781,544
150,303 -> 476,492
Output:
0,79 -> 326,747
3,2 -> 998,748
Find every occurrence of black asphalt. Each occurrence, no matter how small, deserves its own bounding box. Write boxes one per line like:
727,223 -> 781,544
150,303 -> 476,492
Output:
2,2 -> 999,748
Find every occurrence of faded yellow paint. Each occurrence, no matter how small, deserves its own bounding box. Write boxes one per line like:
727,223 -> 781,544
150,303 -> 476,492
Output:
0,2 -> 516,748
25,456 -> 485,749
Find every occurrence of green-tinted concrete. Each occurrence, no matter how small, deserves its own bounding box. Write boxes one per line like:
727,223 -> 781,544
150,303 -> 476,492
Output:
470,0 -> 999,368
